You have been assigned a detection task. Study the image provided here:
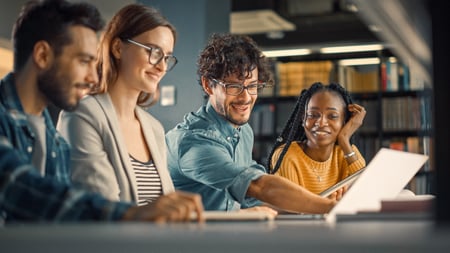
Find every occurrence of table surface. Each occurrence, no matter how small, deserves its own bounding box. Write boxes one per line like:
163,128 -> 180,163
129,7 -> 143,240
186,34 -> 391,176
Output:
2,214 -> 450,252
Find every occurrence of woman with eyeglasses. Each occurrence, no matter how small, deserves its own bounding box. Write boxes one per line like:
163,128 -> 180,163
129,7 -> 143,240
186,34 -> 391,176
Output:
57,3 -> 203,214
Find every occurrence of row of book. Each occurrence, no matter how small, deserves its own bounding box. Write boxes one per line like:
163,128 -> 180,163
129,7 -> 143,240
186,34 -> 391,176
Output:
381,96 -> 432,131
355,96 -> 432,133
380,58 -> 427,92
337,60 -> 427,93
338,64 -> 379,93
262,58 -> 427,97
272,60 -> 333,97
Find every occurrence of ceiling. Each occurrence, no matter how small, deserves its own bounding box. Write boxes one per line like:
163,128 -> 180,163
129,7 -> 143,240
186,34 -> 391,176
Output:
231,0 -> 432,85
231,0 -> 381,50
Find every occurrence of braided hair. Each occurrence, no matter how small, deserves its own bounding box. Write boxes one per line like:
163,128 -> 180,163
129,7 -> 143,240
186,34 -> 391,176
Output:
266,82 -> 354,174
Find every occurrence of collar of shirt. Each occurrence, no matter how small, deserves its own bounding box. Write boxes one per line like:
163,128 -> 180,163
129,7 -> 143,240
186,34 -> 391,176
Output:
0,73 -> 26,113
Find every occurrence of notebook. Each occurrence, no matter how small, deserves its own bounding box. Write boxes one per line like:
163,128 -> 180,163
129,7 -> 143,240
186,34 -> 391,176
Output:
276,148 -> 429,223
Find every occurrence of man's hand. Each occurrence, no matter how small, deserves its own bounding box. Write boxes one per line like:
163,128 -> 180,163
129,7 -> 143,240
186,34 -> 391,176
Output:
240,205 -> 278,219
122,191 -> 204,223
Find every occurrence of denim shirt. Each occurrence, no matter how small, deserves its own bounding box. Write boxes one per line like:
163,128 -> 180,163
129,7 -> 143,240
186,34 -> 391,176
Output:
0,73 -> 130,222
166,102 -> 265,211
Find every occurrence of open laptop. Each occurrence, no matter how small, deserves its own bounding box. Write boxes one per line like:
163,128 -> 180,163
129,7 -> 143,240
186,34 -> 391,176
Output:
277,148 -> 429,223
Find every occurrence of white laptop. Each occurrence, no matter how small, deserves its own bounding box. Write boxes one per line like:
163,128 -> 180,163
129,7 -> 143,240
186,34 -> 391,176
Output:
325,148 -> 429,223
277,148 -> 429,223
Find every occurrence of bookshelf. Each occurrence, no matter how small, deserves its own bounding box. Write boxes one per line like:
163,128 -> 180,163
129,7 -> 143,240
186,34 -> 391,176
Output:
250,50 -> 433,194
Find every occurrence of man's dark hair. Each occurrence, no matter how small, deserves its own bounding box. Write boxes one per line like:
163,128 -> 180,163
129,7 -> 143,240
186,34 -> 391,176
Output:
197,33 -> 273,94
12,0 -> 104,71
267,82 -> 354,174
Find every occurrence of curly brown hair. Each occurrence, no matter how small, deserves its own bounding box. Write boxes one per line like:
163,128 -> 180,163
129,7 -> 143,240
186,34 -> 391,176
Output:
197,33 -> 273,95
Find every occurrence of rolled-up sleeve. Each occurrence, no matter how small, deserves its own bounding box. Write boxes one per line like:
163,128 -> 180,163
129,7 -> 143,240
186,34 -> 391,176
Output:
176,130 -> 265,204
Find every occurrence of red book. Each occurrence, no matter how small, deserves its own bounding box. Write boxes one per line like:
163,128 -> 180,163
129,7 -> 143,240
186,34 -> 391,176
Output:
389,141 -> 405,151
380,62 -> 387,91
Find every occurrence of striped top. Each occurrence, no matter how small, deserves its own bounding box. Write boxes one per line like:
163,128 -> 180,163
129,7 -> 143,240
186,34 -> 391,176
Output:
129,155 -> 163,206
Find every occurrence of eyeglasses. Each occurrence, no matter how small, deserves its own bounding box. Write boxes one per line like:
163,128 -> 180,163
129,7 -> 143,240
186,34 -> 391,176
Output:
211,78 -> 266,96
125,39 -> 178,72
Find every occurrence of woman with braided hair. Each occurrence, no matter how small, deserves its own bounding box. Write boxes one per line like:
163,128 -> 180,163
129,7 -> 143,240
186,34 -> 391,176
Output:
267,82 -> 366,197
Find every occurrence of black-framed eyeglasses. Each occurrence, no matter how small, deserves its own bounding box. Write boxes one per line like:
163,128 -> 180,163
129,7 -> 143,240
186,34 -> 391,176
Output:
211,78 -> 267,96
125,39 -> 178,72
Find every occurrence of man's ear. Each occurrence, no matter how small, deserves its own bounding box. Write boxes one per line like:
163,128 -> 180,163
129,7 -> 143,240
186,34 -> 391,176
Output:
201,76 -> 213,95
33,41 -> 53,70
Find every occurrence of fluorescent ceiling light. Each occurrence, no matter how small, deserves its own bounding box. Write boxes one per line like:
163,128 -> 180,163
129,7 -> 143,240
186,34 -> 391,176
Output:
262,48 -> 312,57
338,57 -> 380,66
388,56 -> 397,63
320,44 -> 383,54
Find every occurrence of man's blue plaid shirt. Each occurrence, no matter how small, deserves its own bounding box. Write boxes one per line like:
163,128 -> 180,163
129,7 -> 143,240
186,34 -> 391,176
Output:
0,73 -> 131,223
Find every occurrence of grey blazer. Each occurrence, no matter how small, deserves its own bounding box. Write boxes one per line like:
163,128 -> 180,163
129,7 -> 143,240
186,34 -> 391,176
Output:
57,93 -> 174,203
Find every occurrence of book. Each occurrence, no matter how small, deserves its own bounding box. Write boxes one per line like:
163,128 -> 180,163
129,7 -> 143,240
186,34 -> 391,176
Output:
380,194 -> 435,213
319,168 -> 366,198
335,193 -> 435,221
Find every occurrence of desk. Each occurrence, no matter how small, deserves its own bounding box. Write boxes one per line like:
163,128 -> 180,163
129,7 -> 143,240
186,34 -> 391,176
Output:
1,218 -> 450,252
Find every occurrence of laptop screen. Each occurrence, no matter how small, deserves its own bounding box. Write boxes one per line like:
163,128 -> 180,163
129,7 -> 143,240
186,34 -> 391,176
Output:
325,148 -> 429,223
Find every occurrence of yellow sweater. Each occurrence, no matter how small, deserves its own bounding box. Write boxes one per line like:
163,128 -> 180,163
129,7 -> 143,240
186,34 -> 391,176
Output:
271,142 -> 366,194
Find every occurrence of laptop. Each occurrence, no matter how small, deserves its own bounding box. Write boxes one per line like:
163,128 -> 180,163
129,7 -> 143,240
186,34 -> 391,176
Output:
276,148 -> 429,223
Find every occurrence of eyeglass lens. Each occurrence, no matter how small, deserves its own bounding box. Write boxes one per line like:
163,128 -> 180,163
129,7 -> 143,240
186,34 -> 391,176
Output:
126,39 -> 177,71
148,47 -> 177,71
226,84 -> 261,95
211,78 -> 265,96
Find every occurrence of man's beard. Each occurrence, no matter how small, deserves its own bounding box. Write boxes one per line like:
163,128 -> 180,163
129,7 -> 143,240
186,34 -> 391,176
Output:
216,101 -> 251,126
37,64 -> 78,112
226,114 -> 249,126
